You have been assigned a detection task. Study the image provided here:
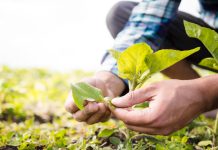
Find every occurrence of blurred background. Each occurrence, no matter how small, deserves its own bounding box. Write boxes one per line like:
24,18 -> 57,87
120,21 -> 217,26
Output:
0,0 -> 200,72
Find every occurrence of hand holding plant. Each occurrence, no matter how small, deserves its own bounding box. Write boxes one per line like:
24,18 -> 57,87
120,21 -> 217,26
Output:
65,77 -> 111,124
111,78 -> 208,135
65,71 -> 125,124
68,42 -> 199,126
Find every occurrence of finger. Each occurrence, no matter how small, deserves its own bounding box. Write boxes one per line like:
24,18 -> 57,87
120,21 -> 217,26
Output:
111,84 -> 156,107
65,92 -> 79,113
73,102 -> 99,122
127,124 -> 172,136
86,103 -> 108,124
100,110 -> 111,122
111,108 -> 152,126
126,124 -> 159,135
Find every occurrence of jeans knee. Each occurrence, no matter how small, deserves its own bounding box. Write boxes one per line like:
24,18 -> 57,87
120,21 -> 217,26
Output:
106,1 -> 127,29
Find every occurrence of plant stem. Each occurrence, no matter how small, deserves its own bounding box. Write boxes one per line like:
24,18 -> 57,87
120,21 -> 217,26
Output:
136,75 -> 151,89
103,97 -> 115,110
129,80 -> 137,91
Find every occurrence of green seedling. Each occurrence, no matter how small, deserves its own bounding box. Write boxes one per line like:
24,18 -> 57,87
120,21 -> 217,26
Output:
71,43 -> 199,110
98,128 -> 116,138
109,43 -> 199,90
185,20 -> 218,146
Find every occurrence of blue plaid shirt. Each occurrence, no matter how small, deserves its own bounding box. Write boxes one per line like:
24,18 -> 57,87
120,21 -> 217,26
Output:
101,0 -> 218,82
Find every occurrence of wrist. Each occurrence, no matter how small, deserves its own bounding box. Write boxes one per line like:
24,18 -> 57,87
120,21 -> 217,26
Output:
196,75 -> 218,112
94,71 -> 125,97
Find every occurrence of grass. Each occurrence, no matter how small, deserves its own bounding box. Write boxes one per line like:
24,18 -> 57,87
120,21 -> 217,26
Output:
0,65 -> 217,150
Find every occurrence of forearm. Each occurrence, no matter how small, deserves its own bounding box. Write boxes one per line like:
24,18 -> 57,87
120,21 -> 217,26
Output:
197,74 -> 218,111
162,60 -> 200,80
94,71 -> 126,97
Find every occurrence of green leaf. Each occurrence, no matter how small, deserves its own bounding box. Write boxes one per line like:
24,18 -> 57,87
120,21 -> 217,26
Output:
198,140 -> 213,147
98,128 -> 115,138
71,82 -> 104,110
109,137 -> 121,146
117,43 -> 153,81
133,102 -> 149,109
156,144 -> 166,150
184,20 -> 218,61
199,57 -> 218,70
181,136 -> 188,144
108,49 -> 121,61
145,47 -> 200,75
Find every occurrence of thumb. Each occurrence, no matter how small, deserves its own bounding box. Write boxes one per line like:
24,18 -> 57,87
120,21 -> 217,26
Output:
111,86 -> 155,108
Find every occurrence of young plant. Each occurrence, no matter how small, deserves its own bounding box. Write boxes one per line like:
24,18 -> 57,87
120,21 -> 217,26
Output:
184,20 -> 218,71
71,43 -> 199,109
109,43 -> 199,91
185,20 -> 218,146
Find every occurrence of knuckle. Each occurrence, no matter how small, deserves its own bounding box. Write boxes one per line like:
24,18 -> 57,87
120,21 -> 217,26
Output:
65,98 -> 78,113
74,111 -> 87,122
98,103 -> 106,113
83,110 -> 91,116
84,103 -> 98,115
126,91 -> 135,105
87,117 -> 101,125
84,105 -> 92,115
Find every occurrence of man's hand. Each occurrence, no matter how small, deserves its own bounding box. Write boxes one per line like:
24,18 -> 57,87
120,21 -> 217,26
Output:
110,79 -> 208,135
65,71 -> 125,125
65,78 -> 112,124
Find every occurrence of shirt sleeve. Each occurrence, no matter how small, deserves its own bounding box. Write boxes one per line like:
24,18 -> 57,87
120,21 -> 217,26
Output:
100,0 -> 181,88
